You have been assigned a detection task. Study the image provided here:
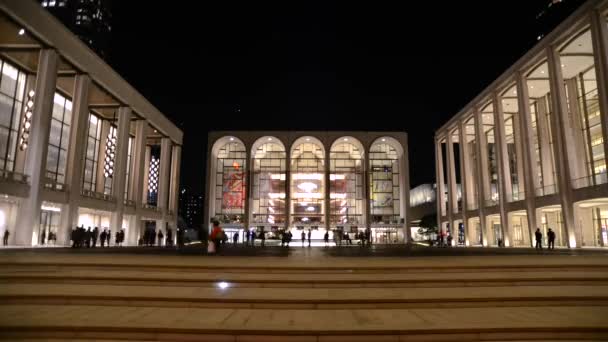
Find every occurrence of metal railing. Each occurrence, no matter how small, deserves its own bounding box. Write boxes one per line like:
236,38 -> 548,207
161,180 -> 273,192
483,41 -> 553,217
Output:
143,203 -> 161,212
484,198 -> 499,207
571,171 -> 608,189
509,191 -> 526,202
535,184 -> 557,197
81,189 -> 115,202
124,199 -> 136,207
43,178 -> 66,192
0,170 -> 29,184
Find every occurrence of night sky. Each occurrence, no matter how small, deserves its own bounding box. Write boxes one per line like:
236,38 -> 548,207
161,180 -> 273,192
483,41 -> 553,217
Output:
105,1 -> 582,194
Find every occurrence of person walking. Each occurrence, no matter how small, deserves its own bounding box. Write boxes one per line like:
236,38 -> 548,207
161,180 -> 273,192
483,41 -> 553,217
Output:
106,230 -> 111,247
92,227 -> 99,248
85,227 -> 92,248
40,229 -> 46,246
2,230 -> 8,246
209,221 -> 223,254
260,229 -> 265,247
250,230 -> 256,247
100,230 -> 106,247
245,229 -> 250,246
157,230 -> 164,247
233,232 -> 239,244
166,228 -> 173,247
535,228 -> 543,250
301,230 -> 306,247
547,228 -> 555,250
307,229 -> 312,247
324,231 -> 329,246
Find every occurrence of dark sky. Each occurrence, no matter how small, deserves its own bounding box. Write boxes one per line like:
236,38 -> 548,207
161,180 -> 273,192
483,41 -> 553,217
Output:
105,1 -> 582,194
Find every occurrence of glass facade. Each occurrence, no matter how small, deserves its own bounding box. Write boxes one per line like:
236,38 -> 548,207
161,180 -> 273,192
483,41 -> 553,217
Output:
559,28 -> 607,187
290,141 -> 325,225
215,142 -> 247,224
526,60 -> 558,196
46,93 -> 72,185
82,113 -> 101,192
369,142 -> 401,224
481,102 -> 499,205
251,141 -> 286,225
465,117 -> 479,210
329,140 -> 363,226
0,58 -> 26,172
124,136 -> 133,200
501,85 -> 525,201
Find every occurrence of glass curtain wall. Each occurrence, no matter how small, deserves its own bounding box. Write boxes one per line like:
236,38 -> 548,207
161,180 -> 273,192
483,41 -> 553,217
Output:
330,140 -> 364,227
251,141 -> 286,226
369,142 -> 401,224
214,142 -> 247,224
0,58 -> 26,172
290,141 -> 325,226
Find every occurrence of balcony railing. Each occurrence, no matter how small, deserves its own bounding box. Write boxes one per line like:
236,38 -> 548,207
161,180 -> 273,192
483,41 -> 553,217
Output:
535,184 -> 557,197
572,171 -> 608,189
143,203 -> 161,212
509,191 -> 526,202
43,178 -> 66,192
0,170 -> 29,184
485,198 -> 499,207
124,199 -> 136,207
81,189 -> 115,202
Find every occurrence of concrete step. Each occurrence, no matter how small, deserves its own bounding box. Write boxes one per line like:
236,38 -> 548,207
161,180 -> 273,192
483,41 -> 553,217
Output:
1,284 -> 606,309
0,304 -> 606,341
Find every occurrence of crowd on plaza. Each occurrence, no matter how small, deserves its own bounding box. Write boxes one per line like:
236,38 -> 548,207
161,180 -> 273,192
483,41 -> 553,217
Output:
70,226 -> 125,248
139,228 -> 174,247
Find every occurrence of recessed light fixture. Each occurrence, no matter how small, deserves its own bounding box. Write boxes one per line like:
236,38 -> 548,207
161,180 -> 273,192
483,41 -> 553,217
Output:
217,281 -> 230,289
306,138 -> 310,141
18,29 -> 24,35
267,137 -> 272,141
230,137 -> 234,141
382,138 -> 386,142
343,138 -> 348,141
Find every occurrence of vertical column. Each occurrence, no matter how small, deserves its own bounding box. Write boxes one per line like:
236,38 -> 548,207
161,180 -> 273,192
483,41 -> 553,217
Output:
434,138 -> 445,235
13,75 -> 36,174
535,97 -> 555,189
243,148 -> 251,231
158,137 -> 172,213
324,146 -> 330,232
547,46 -> 577,248
401,135 -> 411,243
517,72 -> 539,247
446,130 -> 457,243
95,120 -> 111,193
493,93 -> 512,246
458,120 -> 470,246
590,10 -> 608,180
285,151 -> 291,231
109,107 -> 131,237
565,78 -> 588,182
169,145 -> 181,216
58,74 -> 90,245
474,106 -> 490,246
142,146 -> 151,205
15,49 -> 58,246
512,110 -> 526,196
364,157 -> 371,231
128,120 -> 148,244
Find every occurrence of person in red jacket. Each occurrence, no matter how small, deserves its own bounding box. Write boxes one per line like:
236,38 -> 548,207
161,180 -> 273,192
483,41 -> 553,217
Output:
209,221 -> 223,253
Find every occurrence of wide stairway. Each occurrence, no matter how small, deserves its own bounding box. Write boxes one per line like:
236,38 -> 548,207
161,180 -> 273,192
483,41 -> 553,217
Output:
0,252 -> 607,341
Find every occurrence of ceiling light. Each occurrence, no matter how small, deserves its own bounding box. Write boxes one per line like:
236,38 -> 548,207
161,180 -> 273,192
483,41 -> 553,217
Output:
230,137 -> 234,141
306,138 -> 310,141
217,281 -> 230,289
267,137 -> 272,141
343,138 -> 348,141
18,29 -> 24,35
382,138 -> 386,142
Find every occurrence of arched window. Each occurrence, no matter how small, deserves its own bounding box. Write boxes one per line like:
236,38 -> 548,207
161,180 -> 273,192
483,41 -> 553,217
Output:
214,141 -> 246,224
290,138 -> 325,226
251,138 -> 286,225
369,139 -> 402,224
330,138 -> 363,227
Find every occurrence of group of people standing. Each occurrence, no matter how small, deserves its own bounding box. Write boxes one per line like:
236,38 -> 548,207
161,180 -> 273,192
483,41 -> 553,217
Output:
140,228 -> 173,247
71,226 -> 124,248
535,228 -> 556,250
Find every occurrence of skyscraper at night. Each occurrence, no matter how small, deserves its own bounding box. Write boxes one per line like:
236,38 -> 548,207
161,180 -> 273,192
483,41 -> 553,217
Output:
40,0 -> 111,59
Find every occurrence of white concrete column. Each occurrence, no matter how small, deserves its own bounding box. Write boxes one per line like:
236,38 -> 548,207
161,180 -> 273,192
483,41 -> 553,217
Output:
493,93 -> 512,246
547,46 -> 577,248
15,49 -> 58,246
243,148 -> 251,230
324,146 -> 330,231
400,135 -> 411,243
128,120 -> 148,245
109,107 -> 131,235
434,137 -> 446,233
142,146 -> 151,205
57,74 -> 90,245
458,120 -> 470,246
95,120 -> 111,194
169,145 -> 181,216
535,96 -> 556,189
446,130 -> 457,241
516,72 -> 539,247
512,108 -> 526,196
474,107 -> 490,246
565,78 -> 588,181
590,9 -> 608,178
285,152 -> 291,231
158,137 -> 172,213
